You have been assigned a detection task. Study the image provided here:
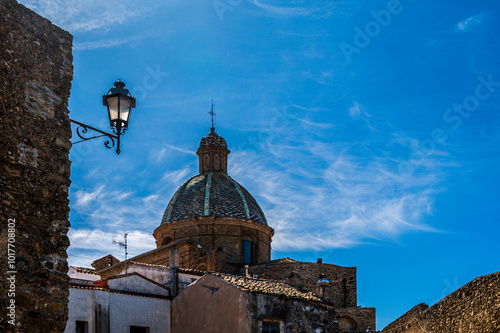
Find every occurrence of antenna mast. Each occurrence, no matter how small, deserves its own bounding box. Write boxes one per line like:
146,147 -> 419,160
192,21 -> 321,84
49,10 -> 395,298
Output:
113,232 -> 129,260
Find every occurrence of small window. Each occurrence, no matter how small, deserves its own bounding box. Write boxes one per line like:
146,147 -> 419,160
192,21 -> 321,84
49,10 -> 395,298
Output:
244,240 -> 254,264
262,322 -> 279,333
75,321 -> 88,333
161,237 -> 172,246
130,326 -> 150,333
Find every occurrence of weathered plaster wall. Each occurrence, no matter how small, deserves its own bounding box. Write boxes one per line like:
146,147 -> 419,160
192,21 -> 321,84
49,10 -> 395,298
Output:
382,272 -> 500,333
0,0 -> 73,331
63,288 -> 94,333
113,263 -> 174,285
171,274 -> 247,333
64,288 -> 170,333
108,293 -> 170,333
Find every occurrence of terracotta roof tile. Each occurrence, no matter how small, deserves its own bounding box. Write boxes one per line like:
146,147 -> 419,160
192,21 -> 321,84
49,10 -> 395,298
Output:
212,272 -> 322,302
71,266 -> 98,275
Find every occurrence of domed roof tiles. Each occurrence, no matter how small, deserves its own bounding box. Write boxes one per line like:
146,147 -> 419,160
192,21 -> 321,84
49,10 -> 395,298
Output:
161,172 -> 267,225
199,128 -> 227,148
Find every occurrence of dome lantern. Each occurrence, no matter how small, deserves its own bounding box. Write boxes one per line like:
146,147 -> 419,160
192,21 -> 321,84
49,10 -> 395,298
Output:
197,128 -> 230,174
196,102 -> 230,174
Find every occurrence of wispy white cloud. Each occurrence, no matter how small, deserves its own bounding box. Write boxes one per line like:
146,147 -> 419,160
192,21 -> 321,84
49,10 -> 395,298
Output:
161,167 -> 191,184
19,0 -> 155,32
456,14 -> 483,31
74,186 -> 133,209
69,182 -> 168,266
69,229 -> 155,253
69,165 -> 179,266
74,185 -> 105,207
302,70 -> 334,85
73,31 -> 168,51
249,0 -> 334,18
228,106 -> 449,251
73,37 -> 137,51
165,144 -> 197,156
68,229 -> 156,266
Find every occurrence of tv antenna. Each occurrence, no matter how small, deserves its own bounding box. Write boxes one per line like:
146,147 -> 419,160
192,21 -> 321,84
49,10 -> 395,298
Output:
113,232 -> 129,261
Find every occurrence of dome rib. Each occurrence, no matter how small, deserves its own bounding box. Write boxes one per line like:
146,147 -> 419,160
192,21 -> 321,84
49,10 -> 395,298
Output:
223,174 -> 251,220
203,173 -> 213,216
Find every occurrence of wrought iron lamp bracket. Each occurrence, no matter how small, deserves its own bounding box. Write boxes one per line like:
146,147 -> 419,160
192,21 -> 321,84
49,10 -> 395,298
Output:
70,119 -> 122,154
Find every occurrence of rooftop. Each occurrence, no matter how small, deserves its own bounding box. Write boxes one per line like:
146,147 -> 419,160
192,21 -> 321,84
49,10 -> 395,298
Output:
211,272 -> 323,303
70,266 -> 98,275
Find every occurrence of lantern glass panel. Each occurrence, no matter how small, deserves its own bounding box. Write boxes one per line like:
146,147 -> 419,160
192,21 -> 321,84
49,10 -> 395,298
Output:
106,95 -> 119,122
119,96 -> 132,122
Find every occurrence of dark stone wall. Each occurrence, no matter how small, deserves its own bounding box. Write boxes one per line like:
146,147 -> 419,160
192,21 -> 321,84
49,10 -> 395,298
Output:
246,292 -> 339,333
0,0 -> 73,331
245,261 -> 358,308
382,272 -> 500,333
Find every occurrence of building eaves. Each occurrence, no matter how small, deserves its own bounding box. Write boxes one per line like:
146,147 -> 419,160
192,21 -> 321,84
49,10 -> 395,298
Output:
69,283 -> 172,300
106,272 -> 171,292
128,261 -> 206,276
70,266 -> 98,275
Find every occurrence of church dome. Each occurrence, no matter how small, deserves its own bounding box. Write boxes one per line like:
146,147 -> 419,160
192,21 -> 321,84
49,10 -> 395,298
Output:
160,172 -> 268,225
153,119 -> 274,271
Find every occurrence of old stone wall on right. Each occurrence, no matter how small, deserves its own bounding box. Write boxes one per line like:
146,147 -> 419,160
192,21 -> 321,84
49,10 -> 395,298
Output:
382,271 -> 500,333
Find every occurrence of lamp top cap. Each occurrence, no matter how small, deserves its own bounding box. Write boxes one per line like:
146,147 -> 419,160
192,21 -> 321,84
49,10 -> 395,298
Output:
114,79 -> 126,88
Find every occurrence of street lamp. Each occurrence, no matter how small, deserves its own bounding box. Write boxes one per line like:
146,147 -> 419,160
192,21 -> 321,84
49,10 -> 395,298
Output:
71,79 -> 137,154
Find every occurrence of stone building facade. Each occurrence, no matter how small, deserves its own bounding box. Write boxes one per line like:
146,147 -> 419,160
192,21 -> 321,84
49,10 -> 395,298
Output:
171,273 -> 339,333
0,0 -> 73,332
382,271 -> 500,333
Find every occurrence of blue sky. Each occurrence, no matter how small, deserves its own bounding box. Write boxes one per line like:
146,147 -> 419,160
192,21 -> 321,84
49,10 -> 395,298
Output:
21,0 -> 500,328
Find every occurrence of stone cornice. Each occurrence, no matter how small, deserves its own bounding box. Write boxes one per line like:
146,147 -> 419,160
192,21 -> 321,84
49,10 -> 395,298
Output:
154,216 -> 274,240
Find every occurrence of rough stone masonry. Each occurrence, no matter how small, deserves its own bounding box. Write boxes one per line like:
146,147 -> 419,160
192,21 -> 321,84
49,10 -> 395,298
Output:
0,0 -> 73,331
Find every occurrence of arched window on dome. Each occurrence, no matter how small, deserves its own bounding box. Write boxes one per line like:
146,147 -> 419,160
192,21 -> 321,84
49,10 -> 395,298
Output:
243,235 -> 256,265
214,153 -> 220,170
244,240 -> 253,265
161,237 -> 172,247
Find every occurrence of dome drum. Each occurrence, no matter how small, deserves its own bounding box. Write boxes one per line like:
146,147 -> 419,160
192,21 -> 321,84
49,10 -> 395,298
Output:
153,216 -> 273,273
